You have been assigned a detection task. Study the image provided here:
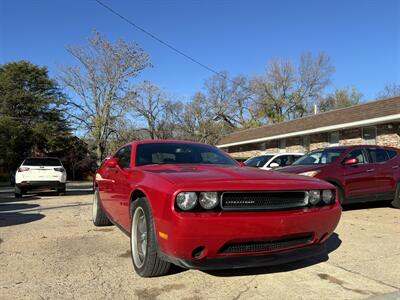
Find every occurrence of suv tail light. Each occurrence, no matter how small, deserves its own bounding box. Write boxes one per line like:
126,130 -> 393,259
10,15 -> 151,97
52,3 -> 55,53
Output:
54,167 -> 65,172
17,167 -> 30,172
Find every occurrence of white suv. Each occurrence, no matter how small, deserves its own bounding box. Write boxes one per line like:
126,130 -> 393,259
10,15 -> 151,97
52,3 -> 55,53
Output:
244,153 -> 304,170
15,157 -> 67,197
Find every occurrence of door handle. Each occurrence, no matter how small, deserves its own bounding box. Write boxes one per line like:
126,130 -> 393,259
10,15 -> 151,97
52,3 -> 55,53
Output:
366,169 -> 375,172
392,166 -> 399,169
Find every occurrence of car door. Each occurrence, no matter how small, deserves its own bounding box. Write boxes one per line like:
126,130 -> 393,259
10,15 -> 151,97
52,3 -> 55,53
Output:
366,147 -> 393,197
111,145 -> 133,225
343,148 -> 377,199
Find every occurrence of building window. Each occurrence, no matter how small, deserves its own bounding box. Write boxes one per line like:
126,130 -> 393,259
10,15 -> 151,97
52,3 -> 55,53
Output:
278,139 -> 286,153
362,126 -> 377,145
329,131 -> 340,146
302,136 -> 310,152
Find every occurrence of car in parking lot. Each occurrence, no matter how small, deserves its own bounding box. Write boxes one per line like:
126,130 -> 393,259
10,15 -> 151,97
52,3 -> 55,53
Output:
15,157 -> 67,197
92,140 -> 341,277
244,153 -> 304,170
278,145 -> 400,207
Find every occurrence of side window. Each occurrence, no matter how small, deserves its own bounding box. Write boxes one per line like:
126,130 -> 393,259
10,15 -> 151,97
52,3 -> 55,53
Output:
344,149 -> 367,164
367,148 -> 389,163
286,155 -> 297,166
115,146 -> 132,169
293,155 -> 303,162
386,150 -> 398,160
271,155 -> 290,167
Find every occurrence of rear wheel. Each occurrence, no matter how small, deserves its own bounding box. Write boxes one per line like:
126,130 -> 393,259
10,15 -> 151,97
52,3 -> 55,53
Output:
57,184 -> 66,196
92,187 -> 112,226
391,183 -> 400,208
130,197 -> 170,277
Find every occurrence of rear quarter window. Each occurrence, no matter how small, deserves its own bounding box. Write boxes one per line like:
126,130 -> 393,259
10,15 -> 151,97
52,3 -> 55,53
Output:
386,150 -> 398,160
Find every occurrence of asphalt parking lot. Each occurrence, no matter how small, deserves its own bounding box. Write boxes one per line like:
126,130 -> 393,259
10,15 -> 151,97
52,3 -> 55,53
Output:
0,182 -> 399,300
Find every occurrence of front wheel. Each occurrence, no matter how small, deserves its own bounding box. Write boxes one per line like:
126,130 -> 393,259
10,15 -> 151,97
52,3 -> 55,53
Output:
92,187 -> 112,226
130,198 -> 170,277
14,186 -> 24,198
391,183 -> 400,208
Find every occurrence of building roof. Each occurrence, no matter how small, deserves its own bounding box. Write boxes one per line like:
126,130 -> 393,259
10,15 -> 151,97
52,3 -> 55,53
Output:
217,96 -> 400,148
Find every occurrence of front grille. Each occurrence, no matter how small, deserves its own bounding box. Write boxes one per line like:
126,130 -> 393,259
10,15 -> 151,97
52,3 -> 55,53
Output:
221,191 -> 308,211
219,235 -> 313,254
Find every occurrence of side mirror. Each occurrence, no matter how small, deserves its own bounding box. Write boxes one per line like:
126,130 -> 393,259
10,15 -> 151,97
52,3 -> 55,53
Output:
343,158 -> 359,165
105,158 -> 119,168
238,161 -> 245,167
269,162 -> 280,169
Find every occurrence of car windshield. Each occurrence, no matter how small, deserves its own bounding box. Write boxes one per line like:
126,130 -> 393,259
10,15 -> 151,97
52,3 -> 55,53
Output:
292,149 -> 345,165
23,158 -> 62,166
136,143 -> 238,166
244,155 -> 274,168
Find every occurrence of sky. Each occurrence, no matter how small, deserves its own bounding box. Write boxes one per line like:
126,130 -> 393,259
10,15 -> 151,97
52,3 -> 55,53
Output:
0,0 -> 399,101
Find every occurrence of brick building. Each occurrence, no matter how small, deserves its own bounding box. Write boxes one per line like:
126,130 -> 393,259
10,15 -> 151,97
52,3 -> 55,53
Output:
217,96 -> 400,159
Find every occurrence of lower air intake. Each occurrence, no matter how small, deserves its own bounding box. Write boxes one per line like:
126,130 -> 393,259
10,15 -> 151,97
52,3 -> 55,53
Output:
219,235 -> 313,254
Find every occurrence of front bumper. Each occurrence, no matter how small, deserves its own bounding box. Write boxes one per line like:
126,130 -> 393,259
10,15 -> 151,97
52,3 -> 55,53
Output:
16,181 -> 65,191
167,243 -> 326,270
155,202 -> 341,268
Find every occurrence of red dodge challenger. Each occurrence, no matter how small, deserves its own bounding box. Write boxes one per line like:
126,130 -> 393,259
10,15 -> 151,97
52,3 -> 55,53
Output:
93,140 -> 341,277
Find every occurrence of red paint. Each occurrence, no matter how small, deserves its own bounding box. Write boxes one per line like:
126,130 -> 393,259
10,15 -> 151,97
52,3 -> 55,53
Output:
280,145 -> 400,202
95,140 -> 341,264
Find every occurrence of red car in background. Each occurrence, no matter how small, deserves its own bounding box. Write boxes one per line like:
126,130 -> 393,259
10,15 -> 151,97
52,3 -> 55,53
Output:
278,145 -> 400,208
93,140 -> 341,277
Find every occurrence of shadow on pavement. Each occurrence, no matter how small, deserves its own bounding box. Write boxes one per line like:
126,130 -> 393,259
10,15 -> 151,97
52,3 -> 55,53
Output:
0,203 -> 40,212
203,233 -> 342,277
0,212 -> 45,227
342,200 -> 392,211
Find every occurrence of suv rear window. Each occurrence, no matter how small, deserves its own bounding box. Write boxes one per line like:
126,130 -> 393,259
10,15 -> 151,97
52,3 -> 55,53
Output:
23,158 -> 62,166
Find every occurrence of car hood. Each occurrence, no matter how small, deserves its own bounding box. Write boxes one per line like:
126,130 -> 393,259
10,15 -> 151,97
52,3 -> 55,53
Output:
278,164 -> 323,174
140,164 -> 322,184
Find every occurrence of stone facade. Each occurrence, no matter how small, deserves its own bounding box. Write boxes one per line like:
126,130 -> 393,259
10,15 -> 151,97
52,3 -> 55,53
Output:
376,124 -> 400,147
225,122 -> 400,158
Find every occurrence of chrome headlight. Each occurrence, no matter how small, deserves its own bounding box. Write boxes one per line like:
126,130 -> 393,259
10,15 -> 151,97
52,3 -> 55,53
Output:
322,189 -> 335,204
176,192 -> 198,211
308,190 -> 321,205
199,192 -> 219,209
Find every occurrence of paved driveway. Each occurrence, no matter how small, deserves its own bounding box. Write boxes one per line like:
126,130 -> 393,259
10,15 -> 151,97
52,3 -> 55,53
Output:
0,183 -> 399,299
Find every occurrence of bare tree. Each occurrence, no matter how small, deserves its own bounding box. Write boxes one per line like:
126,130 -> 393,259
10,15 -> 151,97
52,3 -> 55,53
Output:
377,83 -> 400,99
251,52 -> 334,123
204,71 -> 256,128
128,81 -> 176,139
59,32 -> 151,163
172,92 -> 229,144
319,87 -> 362,112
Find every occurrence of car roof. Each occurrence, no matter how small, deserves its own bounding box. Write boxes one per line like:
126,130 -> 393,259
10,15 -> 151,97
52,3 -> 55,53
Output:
253,153 -> 304,157
120,139 -> 212,149
310,145 -> 399,151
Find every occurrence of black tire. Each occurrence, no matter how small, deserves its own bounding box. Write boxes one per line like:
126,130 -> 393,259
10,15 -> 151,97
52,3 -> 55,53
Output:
92,187 -> 112,226
57,188 -> 66,196
336,185 -> 345,205
329,183 -> 345,204
391,183 -> 400,208
130,197 -> 171,277
14,186 -> 24,198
